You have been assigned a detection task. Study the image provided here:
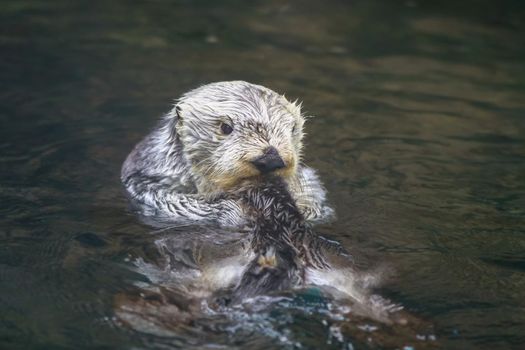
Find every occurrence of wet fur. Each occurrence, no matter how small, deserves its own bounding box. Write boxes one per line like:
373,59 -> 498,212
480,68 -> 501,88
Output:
232,177 -> 308,302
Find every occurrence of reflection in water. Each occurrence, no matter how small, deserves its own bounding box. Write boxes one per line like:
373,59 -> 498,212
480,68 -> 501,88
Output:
114,232 -> 435,349
1,0 -> 524,349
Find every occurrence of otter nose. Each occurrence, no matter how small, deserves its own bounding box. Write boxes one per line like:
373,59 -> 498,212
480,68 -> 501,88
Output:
251,147 -> 286,174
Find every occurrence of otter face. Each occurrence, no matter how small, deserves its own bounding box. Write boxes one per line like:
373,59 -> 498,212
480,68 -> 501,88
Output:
172,81 -> 305,192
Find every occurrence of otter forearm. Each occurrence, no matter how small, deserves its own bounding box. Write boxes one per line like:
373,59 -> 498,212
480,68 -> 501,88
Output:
293,166 -> 335,224
122,173 -> 245,227
300,204 -> 335,224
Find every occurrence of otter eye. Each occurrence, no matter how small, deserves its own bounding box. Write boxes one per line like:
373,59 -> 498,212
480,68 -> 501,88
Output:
220,122 -> 233,135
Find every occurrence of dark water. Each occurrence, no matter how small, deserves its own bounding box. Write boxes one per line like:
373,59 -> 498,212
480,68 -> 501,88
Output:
1,0 -> 525,349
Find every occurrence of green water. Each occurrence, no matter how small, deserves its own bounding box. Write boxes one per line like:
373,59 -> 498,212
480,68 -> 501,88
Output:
1,0 -> 524,349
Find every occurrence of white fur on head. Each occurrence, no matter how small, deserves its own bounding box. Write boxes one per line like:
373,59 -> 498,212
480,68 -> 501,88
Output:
169,81 -> 305,192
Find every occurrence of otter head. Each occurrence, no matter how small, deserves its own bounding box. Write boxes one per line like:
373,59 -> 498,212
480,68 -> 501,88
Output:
170,81 -> 305,192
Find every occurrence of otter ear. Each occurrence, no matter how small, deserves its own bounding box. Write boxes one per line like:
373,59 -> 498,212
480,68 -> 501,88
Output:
282,96 -> 304,119
164,104 -> 184,140
167,104 -> 183,122
175,105 -> 183,120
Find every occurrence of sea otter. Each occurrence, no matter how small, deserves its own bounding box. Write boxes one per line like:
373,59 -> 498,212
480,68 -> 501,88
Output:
121,81 -> 334,228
